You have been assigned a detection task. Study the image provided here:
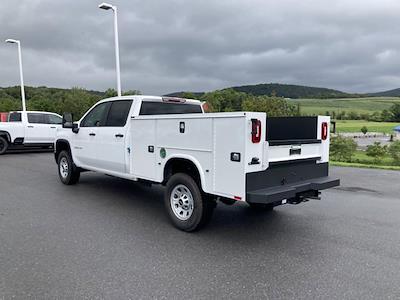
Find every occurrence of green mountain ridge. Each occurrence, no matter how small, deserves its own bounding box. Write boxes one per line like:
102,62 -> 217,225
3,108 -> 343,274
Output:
166,83 -> 396,99
2,83 -> 400,100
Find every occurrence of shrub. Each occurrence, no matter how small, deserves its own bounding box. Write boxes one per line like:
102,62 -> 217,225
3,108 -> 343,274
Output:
330,135 -> 357,162
366,142 -> 387,164
361,126 -> 368,135
388,141 -> 400,165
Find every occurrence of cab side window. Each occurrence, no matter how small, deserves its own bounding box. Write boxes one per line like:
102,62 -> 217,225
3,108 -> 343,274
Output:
106,100 -> 133,127
27,113 -> 46,124
47,114 -> 62,125
81,102 -> 111,127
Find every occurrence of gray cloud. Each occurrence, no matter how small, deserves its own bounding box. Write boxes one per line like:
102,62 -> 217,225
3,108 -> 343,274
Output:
1,0 -> 400,95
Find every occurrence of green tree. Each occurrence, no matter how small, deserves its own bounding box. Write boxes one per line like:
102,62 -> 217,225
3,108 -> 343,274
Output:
347,111 -> 360,120
104,88 -> 118,98
123,90 -> 141,96
388,141 -> 400,165
179,92 -> 196,99
390,103 -> 400,122
201,89 -> 248,112
241,95 -> 297,117
366,142 -> 387,164
381,109 -> 392,122
330,135 -> 357,162
361,126 -> 368,135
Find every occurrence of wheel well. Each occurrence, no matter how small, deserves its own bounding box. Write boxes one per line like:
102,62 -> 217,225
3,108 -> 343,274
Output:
0,131 -> 11,143
55,140 -> 71,162
163,158 -> 202,188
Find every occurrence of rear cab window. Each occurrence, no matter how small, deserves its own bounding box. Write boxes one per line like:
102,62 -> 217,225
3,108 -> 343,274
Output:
139,102 -> 202,115
8,112 -> 22,122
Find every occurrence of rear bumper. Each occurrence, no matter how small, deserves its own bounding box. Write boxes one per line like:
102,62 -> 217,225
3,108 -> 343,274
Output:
245,161 -> 339,205
246,176 -> 340,204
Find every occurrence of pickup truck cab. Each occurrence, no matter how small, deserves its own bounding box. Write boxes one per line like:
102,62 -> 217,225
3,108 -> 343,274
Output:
0,110 -> 63,155
55,95 -> 339,231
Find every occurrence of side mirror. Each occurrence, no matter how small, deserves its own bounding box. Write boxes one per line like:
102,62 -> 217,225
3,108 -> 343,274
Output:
72,123 -> 79,134
62,113 -> 73,128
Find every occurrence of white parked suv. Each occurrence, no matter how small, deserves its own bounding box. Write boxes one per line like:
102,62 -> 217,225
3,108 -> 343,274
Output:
0,111 -> 63,154
55,95 -> 339,231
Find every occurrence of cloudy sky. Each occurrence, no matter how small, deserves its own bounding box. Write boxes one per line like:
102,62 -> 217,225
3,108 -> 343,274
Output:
1,0 -> 400,95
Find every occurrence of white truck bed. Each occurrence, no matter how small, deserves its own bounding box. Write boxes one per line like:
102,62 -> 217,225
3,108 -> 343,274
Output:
130,112 -> 334,202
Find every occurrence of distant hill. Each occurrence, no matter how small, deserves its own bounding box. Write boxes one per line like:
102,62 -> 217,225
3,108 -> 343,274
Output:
367,88 -> 400,97
166,83 -> 362,99
230,83 -> 355,99
163,91 -> 205,98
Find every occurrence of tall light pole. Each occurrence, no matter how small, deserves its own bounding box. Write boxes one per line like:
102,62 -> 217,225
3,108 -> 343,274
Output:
5,39 -> 26,111
99,2 -> 122,97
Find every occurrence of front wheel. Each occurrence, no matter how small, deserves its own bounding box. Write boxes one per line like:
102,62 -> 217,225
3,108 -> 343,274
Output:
0,136 -> 9,155
164,173 -> 216,232
57,150 -> 80,185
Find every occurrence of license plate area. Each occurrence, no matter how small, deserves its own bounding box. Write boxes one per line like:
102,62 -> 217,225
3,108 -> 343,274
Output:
290,147 -> 301,156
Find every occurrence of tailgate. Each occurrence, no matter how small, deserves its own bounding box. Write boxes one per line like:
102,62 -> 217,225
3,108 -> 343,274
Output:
265,116 -> 327,164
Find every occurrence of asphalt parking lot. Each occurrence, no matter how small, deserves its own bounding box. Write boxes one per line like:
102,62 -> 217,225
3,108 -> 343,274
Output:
1,152 -> 400,299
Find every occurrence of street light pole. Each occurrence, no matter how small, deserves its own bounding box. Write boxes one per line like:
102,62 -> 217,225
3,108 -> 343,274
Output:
5,39 -> 26,111
99,2 -> 122,97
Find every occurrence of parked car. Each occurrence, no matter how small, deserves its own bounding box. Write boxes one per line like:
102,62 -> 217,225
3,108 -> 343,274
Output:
0,111 -> 62,155
55,95 -> 339,231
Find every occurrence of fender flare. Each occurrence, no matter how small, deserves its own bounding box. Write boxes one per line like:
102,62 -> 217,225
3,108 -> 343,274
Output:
0,131 -> 11,143
54,139 -> 72,162
163,154 -> 208,192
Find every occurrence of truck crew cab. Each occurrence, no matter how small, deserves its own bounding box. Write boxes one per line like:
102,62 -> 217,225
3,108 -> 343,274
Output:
0,111 -> 63,155
55,95 -> 339,231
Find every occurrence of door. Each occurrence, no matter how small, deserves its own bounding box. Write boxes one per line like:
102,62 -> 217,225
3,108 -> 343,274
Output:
74,102 -> 111,168
46,114 -> 63,142
95,100 -> 133,173
25,113 -> 51,144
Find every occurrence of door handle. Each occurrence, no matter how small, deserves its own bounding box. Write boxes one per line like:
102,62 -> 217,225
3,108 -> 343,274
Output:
115,134 -> 124,138
50,126 -> 56,129
28,126 -> 34,128
89,133 -> 96,136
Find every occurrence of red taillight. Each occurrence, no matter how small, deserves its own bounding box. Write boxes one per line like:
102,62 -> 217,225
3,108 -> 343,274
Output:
321,122 -> 328,140
251,119 -> 262,143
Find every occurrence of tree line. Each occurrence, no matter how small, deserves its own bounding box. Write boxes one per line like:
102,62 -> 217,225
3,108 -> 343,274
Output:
0,86 -> 298,119
323,104 -> 400,122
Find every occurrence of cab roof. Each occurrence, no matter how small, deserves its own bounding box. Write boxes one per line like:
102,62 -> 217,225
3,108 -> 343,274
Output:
98,95 -> 202,105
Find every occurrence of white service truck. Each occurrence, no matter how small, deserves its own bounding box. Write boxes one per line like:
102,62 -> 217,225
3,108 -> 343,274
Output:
0,111 -> 63,155
55,95 -> 339,231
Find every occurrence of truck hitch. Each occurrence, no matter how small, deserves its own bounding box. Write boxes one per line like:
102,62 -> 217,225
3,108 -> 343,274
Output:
287,191 -> 321,204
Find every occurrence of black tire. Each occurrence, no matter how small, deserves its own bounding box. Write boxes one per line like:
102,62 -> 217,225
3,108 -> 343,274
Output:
0,136 -> 9,155
164,173 -> 216,232
57,150 -> 80,185
248,202 -> 274,211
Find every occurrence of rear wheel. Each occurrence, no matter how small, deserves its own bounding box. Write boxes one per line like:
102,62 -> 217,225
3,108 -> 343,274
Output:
57,150 -> 80,185
164,173 -> 216,232
0,136 -> 9,155
248,203 -> 274,211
